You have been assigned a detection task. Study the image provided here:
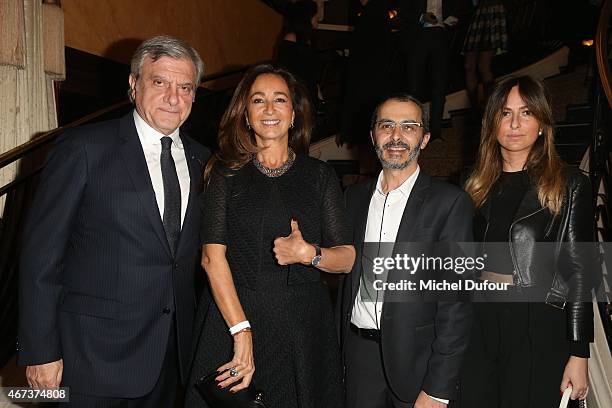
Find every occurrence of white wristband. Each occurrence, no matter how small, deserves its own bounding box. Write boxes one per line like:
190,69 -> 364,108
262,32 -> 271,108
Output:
229,320 -> 251,335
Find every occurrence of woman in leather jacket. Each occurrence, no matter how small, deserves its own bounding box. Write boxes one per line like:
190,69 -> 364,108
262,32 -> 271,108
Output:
460,75 -> 594,407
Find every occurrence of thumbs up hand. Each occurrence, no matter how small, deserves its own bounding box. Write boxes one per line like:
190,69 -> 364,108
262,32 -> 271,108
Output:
273,218 -> 316,265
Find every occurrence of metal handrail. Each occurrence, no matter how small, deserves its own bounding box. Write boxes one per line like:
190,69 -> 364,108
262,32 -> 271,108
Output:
0,100 -> 130,170
0,65 -> 249,175
596,0 -> 612,108
591,0 -> 612,355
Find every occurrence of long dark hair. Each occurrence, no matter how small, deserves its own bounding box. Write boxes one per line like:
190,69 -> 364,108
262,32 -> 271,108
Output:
282,0 -> 318,44
204,64 -> 313,180
464,75 -> 565,214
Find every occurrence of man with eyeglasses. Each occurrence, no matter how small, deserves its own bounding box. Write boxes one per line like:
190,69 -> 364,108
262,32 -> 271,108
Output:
338,94 -> 473,407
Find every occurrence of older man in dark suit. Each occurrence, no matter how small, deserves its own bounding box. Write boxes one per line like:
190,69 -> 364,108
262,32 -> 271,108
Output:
18,35 -> 210,407
339,94 -> 473,408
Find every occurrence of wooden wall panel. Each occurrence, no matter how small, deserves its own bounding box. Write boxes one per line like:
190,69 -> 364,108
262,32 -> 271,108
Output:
61,0 -> 283,77
42,4 -> 65,79
1,0 -> 59,213
0,0 -> 25,68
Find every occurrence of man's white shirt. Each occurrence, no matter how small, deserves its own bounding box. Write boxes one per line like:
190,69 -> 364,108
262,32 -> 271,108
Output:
351,166 -> 420,329
133,110 -> 190,227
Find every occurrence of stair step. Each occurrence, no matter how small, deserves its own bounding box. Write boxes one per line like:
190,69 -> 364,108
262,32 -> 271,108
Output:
555,122 -> 592,145
327,160 -> 360,179
448,108 -> 472,118
556,144 -> 588,165
555,121 -> 591,128
565,103 -> 593,123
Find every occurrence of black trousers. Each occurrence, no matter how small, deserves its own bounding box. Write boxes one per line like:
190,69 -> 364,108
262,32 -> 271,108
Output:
405,27 -> 450,139
460,302 -> 570,408
345,328 -> 414,408
64,327 -> 179,408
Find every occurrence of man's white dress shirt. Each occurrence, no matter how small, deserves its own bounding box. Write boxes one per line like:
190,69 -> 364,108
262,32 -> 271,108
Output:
351,167 -> 420,329
133,110 -> 190,227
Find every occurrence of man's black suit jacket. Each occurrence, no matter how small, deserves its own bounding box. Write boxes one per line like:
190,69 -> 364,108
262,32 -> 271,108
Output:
18,112 -> 210,397
338,170 -> 474,402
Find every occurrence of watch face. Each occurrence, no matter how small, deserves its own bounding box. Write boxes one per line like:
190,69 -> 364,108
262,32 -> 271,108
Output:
311,255 -> 322,267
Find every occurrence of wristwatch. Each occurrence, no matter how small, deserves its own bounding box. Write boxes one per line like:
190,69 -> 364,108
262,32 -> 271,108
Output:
310,244 -> 322,267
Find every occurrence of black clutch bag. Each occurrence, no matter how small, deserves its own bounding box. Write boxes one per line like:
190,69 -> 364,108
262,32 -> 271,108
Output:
195,371 -> 267,408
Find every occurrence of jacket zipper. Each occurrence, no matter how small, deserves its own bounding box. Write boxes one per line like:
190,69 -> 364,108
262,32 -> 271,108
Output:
508,208 -> 546,287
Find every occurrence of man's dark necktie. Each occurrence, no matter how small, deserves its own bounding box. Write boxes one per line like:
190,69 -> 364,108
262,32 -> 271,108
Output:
160,136 -> 181,254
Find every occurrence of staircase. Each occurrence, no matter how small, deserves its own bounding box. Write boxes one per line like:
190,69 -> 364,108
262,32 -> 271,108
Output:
325,64 -> 596,186
555,103 -> 593,166
418,64 -> 594,182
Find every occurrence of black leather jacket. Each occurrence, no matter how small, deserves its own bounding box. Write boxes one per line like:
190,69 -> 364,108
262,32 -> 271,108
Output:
473,167 -> 594,343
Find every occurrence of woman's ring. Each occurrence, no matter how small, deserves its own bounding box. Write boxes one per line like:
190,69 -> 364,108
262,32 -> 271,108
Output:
229,367 -> 238,377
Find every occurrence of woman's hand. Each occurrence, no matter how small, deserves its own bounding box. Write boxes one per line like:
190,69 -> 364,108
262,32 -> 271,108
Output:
560,356 -> 589,400
273,219 -> 355,272
216,331 -> 255,392
273,219 -> 314,265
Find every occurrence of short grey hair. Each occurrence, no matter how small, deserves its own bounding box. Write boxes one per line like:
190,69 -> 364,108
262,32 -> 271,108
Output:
370,93 -> 430,134
128,35 -> 204,102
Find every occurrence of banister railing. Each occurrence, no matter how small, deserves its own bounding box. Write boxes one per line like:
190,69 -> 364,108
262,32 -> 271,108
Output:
592,0 -> 612,361
0,100 -> 129,170
595,0 -> 612,108
0,65 -> 249,197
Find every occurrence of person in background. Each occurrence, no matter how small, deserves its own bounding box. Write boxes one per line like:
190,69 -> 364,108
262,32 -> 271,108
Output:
461,75 -> 594,407
18,36 -> 209,407
398,0 -> 462,142
276,0 -> 321,107
339,0 -> 391,151
184,64 -> 355,408
462,0 -> 509,117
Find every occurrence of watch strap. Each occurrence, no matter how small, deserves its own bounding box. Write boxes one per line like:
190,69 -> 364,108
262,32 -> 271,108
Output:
310,244 -> 322,267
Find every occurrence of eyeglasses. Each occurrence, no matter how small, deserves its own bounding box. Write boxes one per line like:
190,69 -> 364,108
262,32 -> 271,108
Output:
374,120 -> 424,135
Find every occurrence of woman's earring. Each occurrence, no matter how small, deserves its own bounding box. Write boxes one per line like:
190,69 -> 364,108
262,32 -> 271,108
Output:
246,118 -> 251,130
538,129 -> 543,136
290,119 -> 294,129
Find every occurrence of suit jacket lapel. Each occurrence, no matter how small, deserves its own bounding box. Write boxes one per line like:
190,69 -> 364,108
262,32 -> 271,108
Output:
176,133 -> 203,253
350,172 -> 430,300
393,170 -> 430,251
351,180 -> 377,301
118,113 -> 172,257
380,171 -> 430,317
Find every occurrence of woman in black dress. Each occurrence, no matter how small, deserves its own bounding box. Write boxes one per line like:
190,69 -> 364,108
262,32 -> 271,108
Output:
185,64 -> 356,408
461,75 -> 593,407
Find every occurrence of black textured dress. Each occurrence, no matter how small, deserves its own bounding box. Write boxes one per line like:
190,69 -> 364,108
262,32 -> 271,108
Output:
184,155 -> 351,408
